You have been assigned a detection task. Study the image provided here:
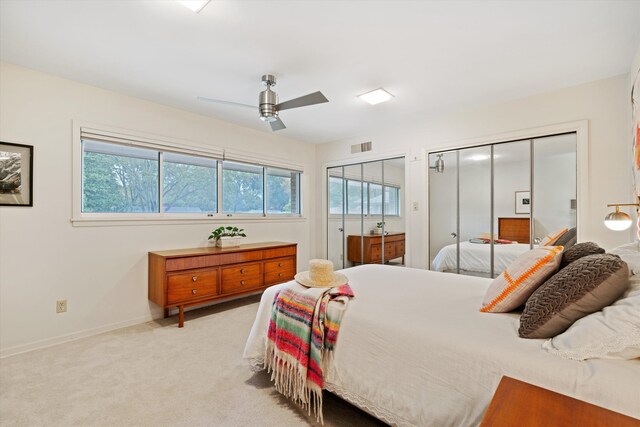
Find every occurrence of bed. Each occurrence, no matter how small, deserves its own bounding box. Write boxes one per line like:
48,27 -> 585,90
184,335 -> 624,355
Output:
431,241 -> 531,275
243,264 -> 640,426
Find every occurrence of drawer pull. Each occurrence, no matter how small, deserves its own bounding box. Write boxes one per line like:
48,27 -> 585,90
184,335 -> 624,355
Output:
240,269 -> 246,274
192,276 -> 198,282
240,280 -> 245,285
278,262 -> 282,267
278,273 -> 283,277
192,289 -> 197,294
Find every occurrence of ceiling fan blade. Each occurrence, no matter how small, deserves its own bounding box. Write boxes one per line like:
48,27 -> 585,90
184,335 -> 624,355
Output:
197,96 -> 256,109
270,117 -> 287,131
275,91 -> 328,111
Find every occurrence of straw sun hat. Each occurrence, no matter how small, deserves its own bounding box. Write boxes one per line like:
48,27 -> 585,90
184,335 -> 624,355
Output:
295,259 -> 348,288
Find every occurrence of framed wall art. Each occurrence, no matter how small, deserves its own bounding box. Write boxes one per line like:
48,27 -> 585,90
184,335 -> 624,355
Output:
515,190 -> 530,214
0,142 -> 33,207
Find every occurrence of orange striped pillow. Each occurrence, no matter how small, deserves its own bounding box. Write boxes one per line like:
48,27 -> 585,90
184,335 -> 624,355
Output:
540,228 -> 568,246
480,246 -> 564,313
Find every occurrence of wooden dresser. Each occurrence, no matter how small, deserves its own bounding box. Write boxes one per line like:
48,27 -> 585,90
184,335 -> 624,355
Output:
347,232 -> 405,264
149,242 -> 297,327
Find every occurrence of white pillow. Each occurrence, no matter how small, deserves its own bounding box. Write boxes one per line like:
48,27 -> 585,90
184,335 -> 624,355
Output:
542,275 -> 640,360
609,242 -> 640,275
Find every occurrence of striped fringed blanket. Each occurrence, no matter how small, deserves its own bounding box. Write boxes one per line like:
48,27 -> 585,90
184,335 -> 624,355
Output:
265,282 -> 354,424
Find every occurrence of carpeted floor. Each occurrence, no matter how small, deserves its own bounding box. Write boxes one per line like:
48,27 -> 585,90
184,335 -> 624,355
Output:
0,297 -> 385,426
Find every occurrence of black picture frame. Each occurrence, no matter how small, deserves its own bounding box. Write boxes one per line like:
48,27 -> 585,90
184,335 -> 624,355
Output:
0,141 -> 34,207
515,190 -> 530,214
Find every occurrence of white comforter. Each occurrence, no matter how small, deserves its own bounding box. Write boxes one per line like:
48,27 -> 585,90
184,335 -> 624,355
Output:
243,265 -> 640,426
431,241 -> 531,274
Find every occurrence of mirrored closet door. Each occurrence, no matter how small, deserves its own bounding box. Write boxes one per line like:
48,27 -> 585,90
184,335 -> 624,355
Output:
327,157 -> 406,269
429,133 -> 576,278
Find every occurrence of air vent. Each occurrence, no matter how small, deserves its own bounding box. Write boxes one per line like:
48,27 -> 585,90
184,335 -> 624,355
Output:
351,141 -> 372,154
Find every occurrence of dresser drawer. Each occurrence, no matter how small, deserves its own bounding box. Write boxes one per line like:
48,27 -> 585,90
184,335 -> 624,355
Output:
264,257 -> 296,285
263,246 -> 296,259
167,269 -> 218,305
218,250 -> 263,266
166,255 -> 219,272
384,243 -> 396,259
370,244 -> 382,262
221,262 -> 263,294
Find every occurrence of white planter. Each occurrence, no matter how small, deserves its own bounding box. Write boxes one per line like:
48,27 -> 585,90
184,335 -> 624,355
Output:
216,236 -> 243,248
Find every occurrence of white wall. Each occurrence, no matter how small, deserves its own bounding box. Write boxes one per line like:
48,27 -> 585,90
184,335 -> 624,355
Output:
317,74 -> 632,268
629,43 -> 640,237
0,63 -> 318,356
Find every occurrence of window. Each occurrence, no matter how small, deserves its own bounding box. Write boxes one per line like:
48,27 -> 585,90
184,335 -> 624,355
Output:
267,167 -> 300,214
163,153 -> 217,213
82,140 -> 159,213
327,175 -> 400,217
222,161 -> 263,214
79,132 -> 302,218
329,176 -> 344,214
347,179 -> 364,215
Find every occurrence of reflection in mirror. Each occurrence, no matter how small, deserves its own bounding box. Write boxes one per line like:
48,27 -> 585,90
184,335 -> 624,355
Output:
429,151 -> 458,273
344,163 -> 365,267
327,166 -> 345,269
429,151 -> 459,273
428,132 -> 578,278
459,146 -> 492,277
533,134 -> 577,243
329,157 -> 406,270
493,141 -> 531,278
382,158 -> 405,265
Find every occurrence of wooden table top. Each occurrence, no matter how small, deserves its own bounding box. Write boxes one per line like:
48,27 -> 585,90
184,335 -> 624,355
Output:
149,241 -> 297,258
480,376 -> 639,427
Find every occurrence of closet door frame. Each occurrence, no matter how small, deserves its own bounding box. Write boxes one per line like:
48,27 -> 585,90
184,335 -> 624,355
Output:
323,153 -> 409,266
426,120 -> 588,268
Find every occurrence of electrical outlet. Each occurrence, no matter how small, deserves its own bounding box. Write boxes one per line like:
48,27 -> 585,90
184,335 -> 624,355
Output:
56,299 -> 67,313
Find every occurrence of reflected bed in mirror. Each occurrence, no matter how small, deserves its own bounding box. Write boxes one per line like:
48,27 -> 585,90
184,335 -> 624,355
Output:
431,241 -> 530,278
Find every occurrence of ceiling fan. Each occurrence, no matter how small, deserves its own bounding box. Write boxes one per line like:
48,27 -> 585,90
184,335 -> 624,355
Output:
198,74 -> 328,131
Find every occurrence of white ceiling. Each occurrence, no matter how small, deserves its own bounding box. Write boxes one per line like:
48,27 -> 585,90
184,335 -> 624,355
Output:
1,0 -> 639,144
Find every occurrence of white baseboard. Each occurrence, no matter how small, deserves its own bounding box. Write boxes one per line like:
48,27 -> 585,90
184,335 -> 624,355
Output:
0,314 -> 156,359
0,294 -> 262,359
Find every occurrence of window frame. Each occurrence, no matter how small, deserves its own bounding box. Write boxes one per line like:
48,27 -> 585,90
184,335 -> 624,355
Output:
72,121 -> 305,225
327,175 -> 401,218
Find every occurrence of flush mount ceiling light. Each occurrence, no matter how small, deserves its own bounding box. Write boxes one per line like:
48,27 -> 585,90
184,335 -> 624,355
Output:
358,88 -> 394,105
176,0 -> 211,13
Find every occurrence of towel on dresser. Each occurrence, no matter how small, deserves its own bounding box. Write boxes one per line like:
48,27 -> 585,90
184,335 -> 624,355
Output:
264,282 -> 354,423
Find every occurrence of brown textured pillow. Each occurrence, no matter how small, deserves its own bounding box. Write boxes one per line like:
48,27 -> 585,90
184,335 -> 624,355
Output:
559,241 -> 604,269
519,254 -> 629,339
554,227 -> 577,249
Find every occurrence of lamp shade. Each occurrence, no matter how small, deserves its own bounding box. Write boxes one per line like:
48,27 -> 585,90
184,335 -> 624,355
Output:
604,208 -> 632,231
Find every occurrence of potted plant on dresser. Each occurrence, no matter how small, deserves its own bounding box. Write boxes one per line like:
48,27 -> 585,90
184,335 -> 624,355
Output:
208,226 -> 247,248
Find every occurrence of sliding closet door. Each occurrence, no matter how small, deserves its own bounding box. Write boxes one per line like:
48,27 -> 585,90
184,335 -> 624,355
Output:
458,146 -> 492,277
327,166 -> 345,269
493,141 -> 531,277
429,151 -> 459,271
344,163 -> 365,267
362,161 -> 384,264
383,158 -> 405,265
532,134 -> 577,242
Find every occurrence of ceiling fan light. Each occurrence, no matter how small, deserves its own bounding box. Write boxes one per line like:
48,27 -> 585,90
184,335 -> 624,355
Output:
358,88 -> 394,105
176,0 -> 211,13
